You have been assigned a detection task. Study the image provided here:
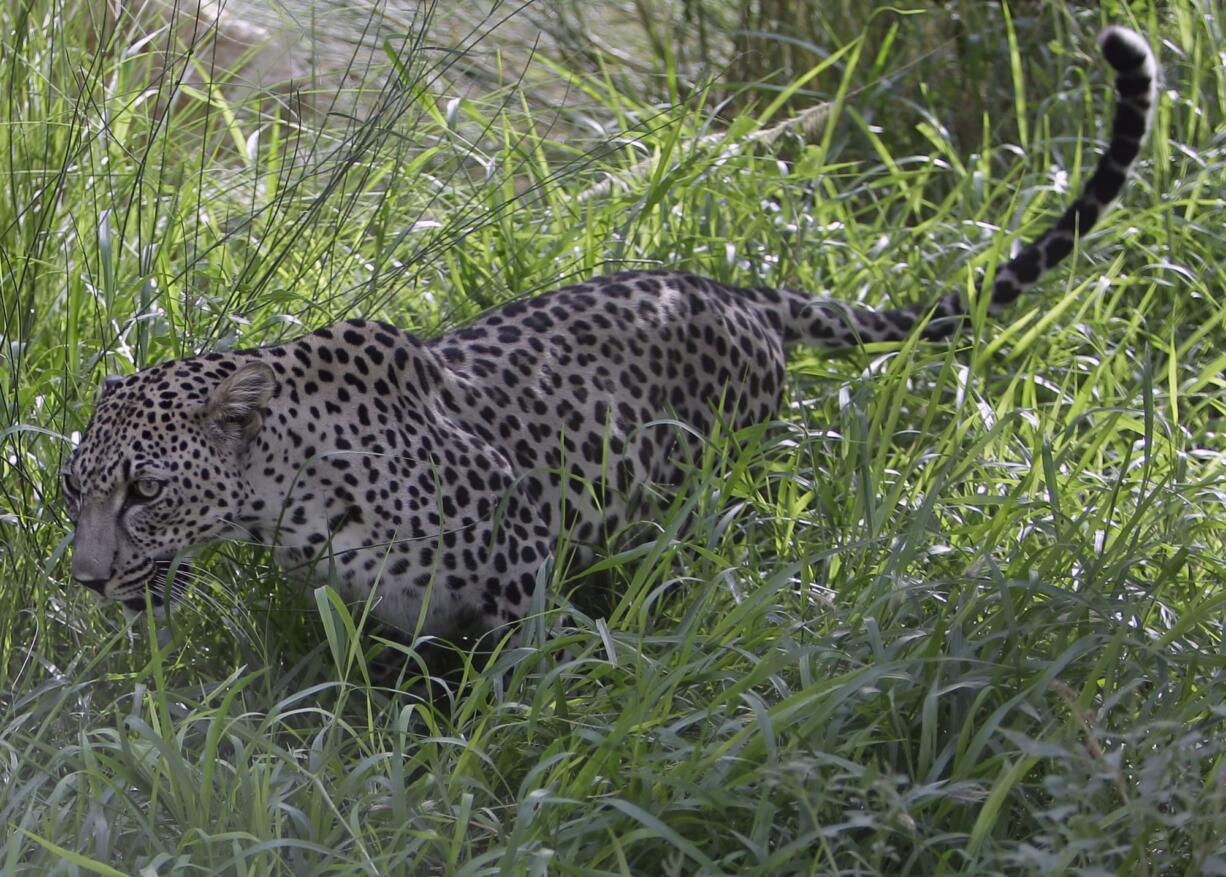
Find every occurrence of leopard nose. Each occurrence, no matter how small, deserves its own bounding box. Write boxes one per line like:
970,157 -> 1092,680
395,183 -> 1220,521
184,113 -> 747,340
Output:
72,574 -> 108,595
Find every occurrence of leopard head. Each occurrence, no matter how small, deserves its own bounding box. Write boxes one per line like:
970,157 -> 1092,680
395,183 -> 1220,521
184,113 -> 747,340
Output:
62,357 -> 276,608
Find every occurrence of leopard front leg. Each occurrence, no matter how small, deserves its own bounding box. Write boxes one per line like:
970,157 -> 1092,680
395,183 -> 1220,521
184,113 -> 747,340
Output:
466,497 -> 558,655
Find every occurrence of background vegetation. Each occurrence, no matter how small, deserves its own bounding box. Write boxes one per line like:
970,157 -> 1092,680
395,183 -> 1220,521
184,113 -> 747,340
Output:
1,0 -> 1223,873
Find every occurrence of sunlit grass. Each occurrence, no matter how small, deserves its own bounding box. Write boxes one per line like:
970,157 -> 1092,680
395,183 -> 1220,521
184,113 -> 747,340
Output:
1,0 -> 1223,873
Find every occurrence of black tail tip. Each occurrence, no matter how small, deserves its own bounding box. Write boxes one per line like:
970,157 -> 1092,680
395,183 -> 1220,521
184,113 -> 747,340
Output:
1098,26 -> 1155,75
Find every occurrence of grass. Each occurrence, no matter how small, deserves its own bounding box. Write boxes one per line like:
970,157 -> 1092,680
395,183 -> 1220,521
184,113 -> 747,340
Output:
1,0 -> 1224,873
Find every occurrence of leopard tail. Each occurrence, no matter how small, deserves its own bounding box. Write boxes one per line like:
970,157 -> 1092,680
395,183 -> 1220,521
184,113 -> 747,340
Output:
772,26 -> 1156,350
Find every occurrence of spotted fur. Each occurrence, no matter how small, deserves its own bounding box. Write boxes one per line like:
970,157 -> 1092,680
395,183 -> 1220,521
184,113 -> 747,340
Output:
62,28 -> 1155,648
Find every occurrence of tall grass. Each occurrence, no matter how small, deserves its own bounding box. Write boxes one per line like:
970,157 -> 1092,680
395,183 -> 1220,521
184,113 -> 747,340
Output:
1,0 -> 1223,873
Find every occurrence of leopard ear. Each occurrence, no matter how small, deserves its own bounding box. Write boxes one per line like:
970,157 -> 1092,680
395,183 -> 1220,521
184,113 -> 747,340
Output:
206,361 -> 276,444
97,374 -> 125,403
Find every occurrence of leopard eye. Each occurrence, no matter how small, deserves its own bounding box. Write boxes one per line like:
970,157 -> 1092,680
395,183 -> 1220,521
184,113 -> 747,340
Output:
131,478 -> 163,501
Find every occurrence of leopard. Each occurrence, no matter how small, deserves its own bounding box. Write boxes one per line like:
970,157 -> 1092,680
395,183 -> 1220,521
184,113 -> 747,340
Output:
61,28 -> 1156,660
